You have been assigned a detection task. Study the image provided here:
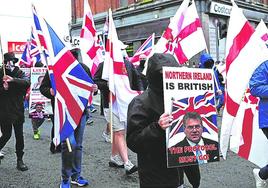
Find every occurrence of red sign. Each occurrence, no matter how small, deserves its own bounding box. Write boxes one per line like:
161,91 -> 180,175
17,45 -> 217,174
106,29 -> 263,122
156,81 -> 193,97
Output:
8,41 -> 26,53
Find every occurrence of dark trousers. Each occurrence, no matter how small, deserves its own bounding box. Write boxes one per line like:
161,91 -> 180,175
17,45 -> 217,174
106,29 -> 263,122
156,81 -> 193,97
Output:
31,118 -> 45,134
179,165 -> 200,188
50,116 -> 61,152
260,128 -> 268,180
0,122 -> 25,160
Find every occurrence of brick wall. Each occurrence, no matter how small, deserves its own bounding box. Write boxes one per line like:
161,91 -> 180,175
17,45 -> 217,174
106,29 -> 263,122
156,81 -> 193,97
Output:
89,0 -> 118,14
73,0 -> 136,18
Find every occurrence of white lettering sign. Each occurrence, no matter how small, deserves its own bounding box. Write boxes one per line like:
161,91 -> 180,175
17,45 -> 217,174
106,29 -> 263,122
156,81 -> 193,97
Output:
210,2 -> 232,16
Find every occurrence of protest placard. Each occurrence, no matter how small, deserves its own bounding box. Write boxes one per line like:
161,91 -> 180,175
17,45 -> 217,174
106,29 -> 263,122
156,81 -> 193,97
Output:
29,67 -> 52,118
163,67 -> 219,167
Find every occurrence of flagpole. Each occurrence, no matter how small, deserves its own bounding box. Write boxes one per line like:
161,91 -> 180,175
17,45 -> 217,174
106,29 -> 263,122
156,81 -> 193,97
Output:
204,48 -> 220,91
0,34 -> 6,76
108,8 -> 113,144
66,138 -> 72,152
109,92 -> 113,144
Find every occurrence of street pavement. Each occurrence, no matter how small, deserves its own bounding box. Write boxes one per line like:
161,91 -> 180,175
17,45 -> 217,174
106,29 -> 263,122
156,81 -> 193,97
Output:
0,105 -> 259,188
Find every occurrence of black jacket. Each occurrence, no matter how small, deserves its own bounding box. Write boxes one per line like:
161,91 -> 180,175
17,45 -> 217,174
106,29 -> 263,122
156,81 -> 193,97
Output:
0,66 -> 30,124
40,71 -> 55,109
127,53 -> 181,188
124,58 -> 145,91
93,62 -> 109,109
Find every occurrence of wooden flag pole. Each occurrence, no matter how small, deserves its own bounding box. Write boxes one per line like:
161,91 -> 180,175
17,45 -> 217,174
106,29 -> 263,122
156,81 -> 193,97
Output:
109,92 -> 113,144
0,34 -> 6,76
108,8 -> 113,144
66,138 -> 72,152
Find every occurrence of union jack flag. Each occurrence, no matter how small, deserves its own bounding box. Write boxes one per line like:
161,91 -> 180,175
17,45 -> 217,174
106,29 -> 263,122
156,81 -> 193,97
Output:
19,29 -> 45,68
129,33 -> 154,66
29,28 -> 43,65
168,92 -> 218,147
18,41 -> 32,68
32,5 -> 48,56
33,8 -> 94,145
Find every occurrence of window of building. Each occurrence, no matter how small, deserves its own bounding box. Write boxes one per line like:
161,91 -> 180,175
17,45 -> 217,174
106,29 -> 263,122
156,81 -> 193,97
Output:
120,0 -> 128,7
126,42 -> 134,57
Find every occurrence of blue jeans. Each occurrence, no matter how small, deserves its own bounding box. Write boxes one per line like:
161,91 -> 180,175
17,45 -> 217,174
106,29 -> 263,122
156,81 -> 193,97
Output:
216,93 -> 224,112
61,113 -> 86,181
88,104 -> 95,111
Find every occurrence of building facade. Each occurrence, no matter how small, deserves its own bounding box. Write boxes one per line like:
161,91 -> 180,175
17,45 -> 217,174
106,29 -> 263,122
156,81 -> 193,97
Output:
70,0 -> 268,61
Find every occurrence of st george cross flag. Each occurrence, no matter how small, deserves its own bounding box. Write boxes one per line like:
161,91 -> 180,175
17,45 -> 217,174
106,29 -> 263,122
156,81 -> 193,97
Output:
129,33 -> 155,66
228,21 -> 268,167
80,0 -> 104,77
32,7 -> 94,146
220,1 -> 268,161
154,0 -> 207,64
102,9 -> 141,122
163,67 -> 219,167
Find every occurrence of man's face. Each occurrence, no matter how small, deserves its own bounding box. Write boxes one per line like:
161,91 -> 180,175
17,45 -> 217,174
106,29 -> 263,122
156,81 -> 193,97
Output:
5,61 -> 15,71
184,118 -> 203,143
35,105 -> 43,112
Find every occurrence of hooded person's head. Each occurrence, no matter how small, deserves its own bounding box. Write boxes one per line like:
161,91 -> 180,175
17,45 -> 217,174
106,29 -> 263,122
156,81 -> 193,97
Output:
70,48 -> 80,61
199,53 -> 214,69
146,53 -> 179,95
3,52 -> 18,71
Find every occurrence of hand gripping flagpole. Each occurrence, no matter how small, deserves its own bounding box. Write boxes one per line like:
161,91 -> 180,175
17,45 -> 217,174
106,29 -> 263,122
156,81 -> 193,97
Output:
0,34 -> 6,76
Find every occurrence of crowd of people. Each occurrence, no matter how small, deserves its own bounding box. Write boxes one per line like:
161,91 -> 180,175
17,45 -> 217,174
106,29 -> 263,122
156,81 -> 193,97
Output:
1,48 -> 267,188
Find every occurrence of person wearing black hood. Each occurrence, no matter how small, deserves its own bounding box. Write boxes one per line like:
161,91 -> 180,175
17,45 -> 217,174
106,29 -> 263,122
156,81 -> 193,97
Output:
0,52 -> 30,171
127,53 -> 196,188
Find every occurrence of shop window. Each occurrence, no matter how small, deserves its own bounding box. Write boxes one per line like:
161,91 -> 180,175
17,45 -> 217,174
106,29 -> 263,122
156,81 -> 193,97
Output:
126,43 -> 134,57
120,0 -> 128,7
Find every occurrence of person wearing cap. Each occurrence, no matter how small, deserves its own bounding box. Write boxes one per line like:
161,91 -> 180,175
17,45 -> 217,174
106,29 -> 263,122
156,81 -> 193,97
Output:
0,52 -> 30,171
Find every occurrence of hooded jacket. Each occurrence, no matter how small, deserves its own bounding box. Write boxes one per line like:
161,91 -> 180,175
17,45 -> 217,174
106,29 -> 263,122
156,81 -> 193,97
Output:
0,66 -> 30,124
127,53 -> 181,188
199,53 -> 223,93
249,60 -> 268,129
199,53 -> 214,69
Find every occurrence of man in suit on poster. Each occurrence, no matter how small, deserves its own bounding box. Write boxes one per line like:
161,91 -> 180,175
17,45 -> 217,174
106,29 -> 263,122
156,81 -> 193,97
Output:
168,111 -> 219,166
